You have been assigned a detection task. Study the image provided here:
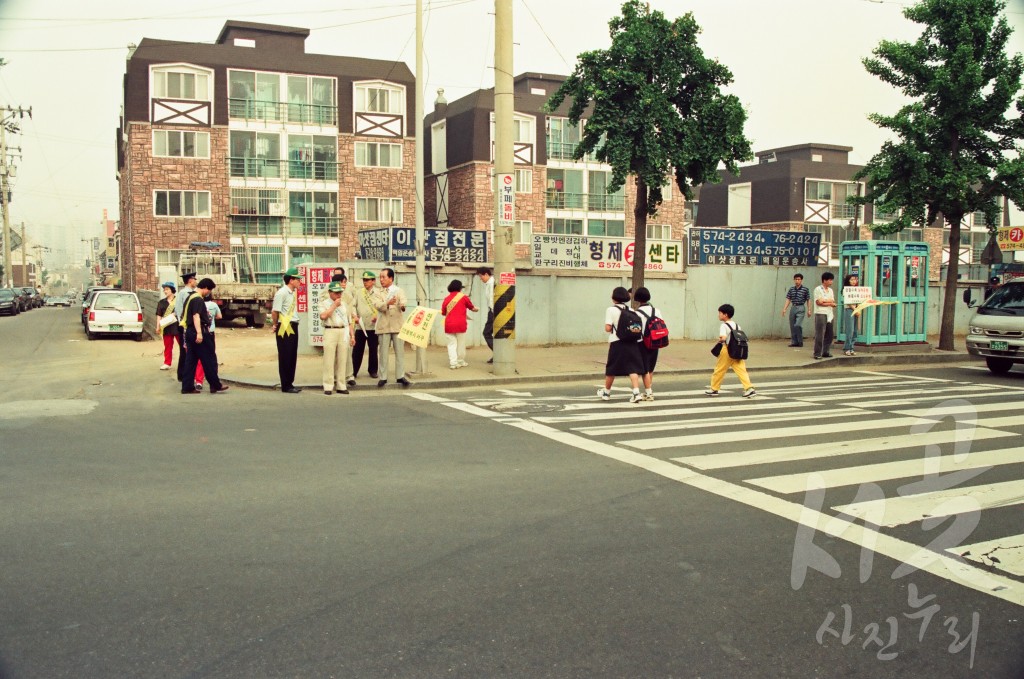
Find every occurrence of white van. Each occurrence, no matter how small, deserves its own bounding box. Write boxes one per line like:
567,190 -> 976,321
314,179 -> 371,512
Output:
964,279 -> 1024,374
86,290 -> 144,341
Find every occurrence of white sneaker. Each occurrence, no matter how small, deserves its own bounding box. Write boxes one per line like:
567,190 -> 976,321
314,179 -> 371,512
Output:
643,392 -> 654,401
743,388 -> 757,398
704,389 -> 720,396
597,388 -> 610,401
629,391 -> 644,403
457,360 -> 469,367
159,364 -> 170,370
449,364 -> 459,370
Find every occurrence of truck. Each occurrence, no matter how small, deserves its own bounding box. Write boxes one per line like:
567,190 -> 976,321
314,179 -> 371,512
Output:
174,246 -> 276,328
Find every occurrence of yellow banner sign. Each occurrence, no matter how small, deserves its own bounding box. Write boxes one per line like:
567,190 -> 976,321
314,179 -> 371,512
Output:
996,226 -> 1024,251
398,306 -> 440,348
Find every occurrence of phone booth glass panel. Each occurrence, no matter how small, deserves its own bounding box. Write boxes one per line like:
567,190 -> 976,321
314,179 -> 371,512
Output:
839,240 -> 929,346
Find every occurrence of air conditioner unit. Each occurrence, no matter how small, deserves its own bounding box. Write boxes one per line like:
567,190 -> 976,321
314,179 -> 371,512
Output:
268,202 -> 287,216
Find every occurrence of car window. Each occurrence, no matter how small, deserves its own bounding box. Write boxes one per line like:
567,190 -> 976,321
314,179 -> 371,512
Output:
979,283 -> 1024,313
92,293 -> 140,311
0,290 -> 14,299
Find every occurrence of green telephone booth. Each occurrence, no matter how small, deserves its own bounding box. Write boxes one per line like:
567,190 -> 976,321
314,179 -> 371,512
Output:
838,241 -> 929,346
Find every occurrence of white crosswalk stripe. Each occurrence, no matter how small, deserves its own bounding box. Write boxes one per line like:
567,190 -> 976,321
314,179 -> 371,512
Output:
948,533 -> 1024,578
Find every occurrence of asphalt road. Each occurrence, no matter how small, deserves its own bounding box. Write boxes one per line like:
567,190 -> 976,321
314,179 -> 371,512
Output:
1,308 -> 1022,678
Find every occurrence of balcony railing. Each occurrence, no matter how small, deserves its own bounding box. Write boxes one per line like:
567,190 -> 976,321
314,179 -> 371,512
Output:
288,217 -> 339,237
545,190 -> 625,211
831,202 -> 860,220
228,98 -> 338,126
229,157 -> 339,181
230,216 -> 339,238
546,141 -> 580,160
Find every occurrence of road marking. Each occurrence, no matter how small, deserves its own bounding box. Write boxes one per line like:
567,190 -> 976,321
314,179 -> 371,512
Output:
747,447 -> 1024,494
670,428 -> 1015,470
833,479 -> 1024,527
856,370 -> 953,382
893,401 -> 1024,417
948,533 -> 1024,578
423,394 -> 1022,608
624,416 -> 945,451
803,384 -> 1001,403
575,407 -> 869,437
533,400 -> 806,424
497,389 -> 533,396
836,387 -> 1016,407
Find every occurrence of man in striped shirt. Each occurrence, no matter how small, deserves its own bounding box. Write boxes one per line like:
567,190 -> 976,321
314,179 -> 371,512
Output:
781,273 -> 811,347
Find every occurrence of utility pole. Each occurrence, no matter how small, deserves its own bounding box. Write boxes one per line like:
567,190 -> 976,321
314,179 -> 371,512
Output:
0,97 -> 31,289
492,0 -> 516,375
21,222 -> 26,286
414,0 -> 429,374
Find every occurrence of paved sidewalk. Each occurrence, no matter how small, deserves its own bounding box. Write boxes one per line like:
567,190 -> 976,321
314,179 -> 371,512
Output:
204,327 -> 969,391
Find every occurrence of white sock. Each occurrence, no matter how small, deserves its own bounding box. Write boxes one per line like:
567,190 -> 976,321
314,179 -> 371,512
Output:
645,389 -> 653,395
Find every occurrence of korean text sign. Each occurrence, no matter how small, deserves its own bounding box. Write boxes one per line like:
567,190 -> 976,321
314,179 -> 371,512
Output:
531,235 -> 683,272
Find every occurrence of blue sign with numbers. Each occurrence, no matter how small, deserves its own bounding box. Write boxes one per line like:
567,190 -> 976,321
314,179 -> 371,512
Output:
688,228 -> 822,266
357,227 -> 488,263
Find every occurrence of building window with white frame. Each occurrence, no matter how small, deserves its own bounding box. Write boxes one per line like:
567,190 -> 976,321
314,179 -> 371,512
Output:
356,197 -> 403,223
515,220 -> 532,244
154,190 -> 211,217
546,218 -> 583,235
355,83 -> 405,114
355,142 -> 403,168
153,130 -> 209,158
491,169 -> 533,193
646,223 -> 671,240
152,67 -> 211,101
588,219 -> 625,237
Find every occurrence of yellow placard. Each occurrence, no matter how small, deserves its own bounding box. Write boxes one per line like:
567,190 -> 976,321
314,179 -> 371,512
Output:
996,226 -> 1024,251
852,299 -> 900,317
398,306 -> 440,348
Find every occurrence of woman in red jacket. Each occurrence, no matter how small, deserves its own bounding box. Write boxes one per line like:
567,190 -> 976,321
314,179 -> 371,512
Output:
441,279 -> 478,369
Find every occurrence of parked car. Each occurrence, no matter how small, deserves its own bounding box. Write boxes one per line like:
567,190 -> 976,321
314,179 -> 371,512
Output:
0,288 -> 20,316
9,287 -> 32,312
45,296 -> 71,307
22,287 -> 44,308
81,287 -> 112,326
86,290 -> 144,340
964,279 -> 1024,374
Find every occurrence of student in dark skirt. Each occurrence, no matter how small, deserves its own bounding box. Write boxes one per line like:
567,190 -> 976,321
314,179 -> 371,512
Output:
597,286 -> 644,403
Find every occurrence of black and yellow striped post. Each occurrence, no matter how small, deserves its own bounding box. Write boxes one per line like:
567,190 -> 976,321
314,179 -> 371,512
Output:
493,282 -> 515,339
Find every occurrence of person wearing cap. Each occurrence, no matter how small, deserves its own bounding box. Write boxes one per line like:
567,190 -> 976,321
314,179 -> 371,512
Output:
272,267 -> 303,393
319,281 -> 356,394
174,272 -> 202,385
373,267 -> 411,387
181,278 -> 228,395
155,281 -> 178,370
349,270 -> 380,383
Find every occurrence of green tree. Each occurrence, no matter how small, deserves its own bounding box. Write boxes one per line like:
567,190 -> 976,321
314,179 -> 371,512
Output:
41,268 -> 49,285
852,0 -> 1024,350
547,0 -> 752,295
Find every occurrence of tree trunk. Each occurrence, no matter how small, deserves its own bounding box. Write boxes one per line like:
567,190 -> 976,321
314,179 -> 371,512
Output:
939,214 -> 964,351
631,177 -> 648,305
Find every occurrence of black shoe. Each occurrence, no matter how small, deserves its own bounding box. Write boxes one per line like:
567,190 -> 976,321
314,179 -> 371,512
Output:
347,379 -> 356,386
181,389 -> 198,395
324,390 -> 333,395
787,344 -> 798,347
377,380 -> 387,387
211,385 -> 229,394
397,377 -> 411,387
283,387 -> 302,394
338,389 -> 349,395
486,358 -> 494,364
823,354 -> 833,358
813,355 -> 821,360
369,372 -> 378,379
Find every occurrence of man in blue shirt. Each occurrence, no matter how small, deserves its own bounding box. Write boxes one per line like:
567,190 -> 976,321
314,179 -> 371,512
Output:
780,273 -> 811,347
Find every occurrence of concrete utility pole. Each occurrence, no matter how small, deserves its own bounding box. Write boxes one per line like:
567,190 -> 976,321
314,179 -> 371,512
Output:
492,0 -> 516,375
414,0 -> 428,374
1,121 -> 11,288
21,222 -> 26,285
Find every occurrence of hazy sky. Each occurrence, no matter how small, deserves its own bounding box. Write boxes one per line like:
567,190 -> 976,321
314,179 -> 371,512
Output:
1,0 -> 1023,260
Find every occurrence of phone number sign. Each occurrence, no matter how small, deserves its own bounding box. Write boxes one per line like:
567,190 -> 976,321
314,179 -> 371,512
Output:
531,235 -> 683,272
357,227 -> 488,263
688,228 -> 822,266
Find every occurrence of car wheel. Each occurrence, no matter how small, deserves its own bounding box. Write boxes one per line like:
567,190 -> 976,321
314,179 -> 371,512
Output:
132,332 -> 142,342
985,357 -> 1013,375
86,330 -> 95,341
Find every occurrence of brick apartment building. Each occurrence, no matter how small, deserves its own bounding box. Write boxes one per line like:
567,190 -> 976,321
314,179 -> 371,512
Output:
423,73 -> 695,261
694,142 -> 1007,280
116,21 -> 417,290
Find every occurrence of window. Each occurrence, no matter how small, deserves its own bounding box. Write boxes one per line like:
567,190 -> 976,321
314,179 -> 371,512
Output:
492,169 -> 532,193
356,197 -> 403,223
547,218 -> 583,235
231,188 -> 285,216
229,131 -> 281,178
684,201 -> 698,224
290,192 -> 339,237
289,135 -> 339,179
587,171 -> 624,211
806,181 -> 832,201
153,130 -> 209,158
515,220 -> 532,244
727,183 -> 751,227
289,246 -> 339,266
489,113 -> 536,145
152,67 -> 210,101
355,83 -> 404,114
154,191 -> 211,217
231,244 -> 283,284
547,169 -> 584,209
546,117 -> 580,159
647,224 -> 671,240
588,219 -> 625,237
355,142 -> 403,168
287,75 -> 336,124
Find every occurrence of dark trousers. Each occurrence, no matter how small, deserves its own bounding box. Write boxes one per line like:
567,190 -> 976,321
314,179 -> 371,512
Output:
813,314 -> 834,358
483,309 -> 494,351
352,329 -> 379,377
788,304 -> 806,346
175,327 -> 187,381
182,331 -> 222,392
276,323 -> 299,391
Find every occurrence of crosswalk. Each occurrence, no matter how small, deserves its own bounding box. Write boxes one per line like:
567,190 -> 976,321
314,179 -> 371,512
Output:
414,371 -> 1024,606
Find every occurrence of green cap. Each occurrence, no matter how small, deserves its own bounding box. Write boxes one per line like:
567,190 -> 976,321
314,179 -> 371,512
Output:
362,270 -> 377,280
285,267 -> 300,277
327,281 -> 344,293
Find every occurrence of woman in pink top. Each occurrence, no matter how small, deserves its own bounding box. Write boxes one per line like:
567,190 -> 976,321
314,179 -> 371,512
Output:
441,279 -> 478,369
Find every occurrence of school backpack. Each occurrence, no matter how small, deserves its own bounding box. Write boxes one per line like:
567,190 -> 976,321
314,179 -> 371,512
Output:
726,322 -> 749,360
637,307 -> 670,350
615,304 -> 644,342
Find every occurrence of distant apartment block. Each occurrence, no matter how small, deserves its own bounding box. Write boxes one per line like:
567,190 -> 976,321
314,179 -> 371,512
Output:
116,21 -> 416,289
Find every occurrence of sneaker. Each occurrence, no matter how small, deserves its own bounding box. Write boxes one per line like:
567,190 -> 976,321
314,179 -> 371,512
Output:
457,360 -> 469,368
450,364 -> 459,370
629,391 -> 644,404
743,388 -> 757,398
597,388 -> 610,401
643,392 -> 654,401
704,389 -> 720,396
159,364 -> 170,370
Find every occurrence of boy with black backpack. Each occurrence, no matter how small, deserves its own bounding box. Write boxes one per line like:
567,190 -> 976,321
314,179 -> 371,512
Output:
633,286 -> 667,401
705,303 -> 756,398
597,286 -> 644,403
